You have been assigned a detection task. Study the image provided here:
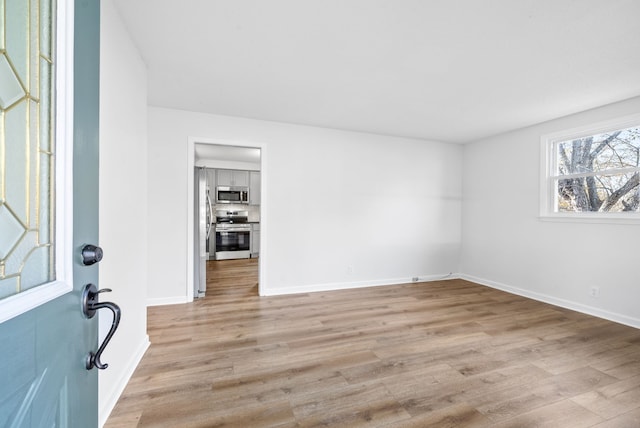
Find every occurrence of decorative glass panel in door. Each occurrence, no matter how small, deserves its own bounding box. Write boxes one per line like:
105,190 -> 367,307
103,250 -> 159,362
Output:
0,0 -> 63,317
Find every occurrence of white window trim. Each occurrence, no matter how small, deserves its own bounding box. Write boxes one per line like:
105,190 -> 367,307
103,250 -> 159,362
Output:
0,0 -> 74,324
539,113 -> 640,224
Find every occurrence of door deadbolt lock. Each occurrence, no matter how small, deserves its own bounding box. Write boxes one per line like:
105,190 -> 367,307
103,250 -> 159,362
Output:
82,244 -> 103,265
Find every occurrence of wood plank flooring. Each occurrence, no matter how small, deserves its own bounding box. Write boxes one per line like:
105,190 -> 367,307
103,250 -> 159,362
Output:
105,259 -> 640,427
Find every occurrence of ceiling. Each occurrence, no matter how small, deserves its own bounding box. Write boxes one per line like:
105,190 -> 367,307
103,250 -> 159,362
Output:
113,0 -> 640,144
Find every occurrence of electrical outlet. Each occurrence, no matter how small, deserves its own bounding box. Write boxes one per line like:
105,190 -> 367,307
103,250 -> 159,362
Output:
412,277 -> 419,282
346,265 -> 354,274
590,286 -> 600,298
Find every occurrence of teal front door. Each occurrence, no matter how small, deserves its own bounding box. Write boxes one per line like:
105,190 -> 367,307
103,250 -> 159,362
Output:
0,0 -> 101,426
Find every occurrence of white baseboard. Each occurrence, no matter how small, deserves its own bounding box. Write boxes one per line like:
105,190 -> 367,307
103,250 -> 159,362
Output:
459,273 -> 640,329
147,296 -> 189,306
99,335 -> 150,427
262,273 -> 455,296
143,273 -> 639,329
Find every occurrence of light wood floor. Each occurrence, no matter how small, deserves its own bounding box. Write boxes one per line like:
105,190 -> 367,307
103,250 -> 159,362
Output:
106,259 -> 640,427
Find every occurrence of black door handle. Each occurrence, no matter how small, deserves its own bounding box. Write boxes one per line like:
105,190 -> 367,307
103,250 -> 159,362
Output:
82,283 -> 121,370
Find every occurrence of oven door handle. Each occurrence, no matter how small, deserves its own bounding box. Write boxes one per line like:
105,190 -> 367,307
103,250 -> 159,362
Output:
217,227 -> 250,233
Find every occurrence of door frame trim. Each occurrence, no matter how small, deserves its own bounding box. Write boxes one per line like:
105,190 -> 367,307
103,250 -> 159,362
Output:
186,137 -> 267,300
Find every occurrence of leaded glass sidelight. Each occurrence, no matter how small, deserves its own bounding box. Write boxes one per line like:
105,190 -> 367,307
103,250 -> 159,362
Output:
0,0 -> 56,300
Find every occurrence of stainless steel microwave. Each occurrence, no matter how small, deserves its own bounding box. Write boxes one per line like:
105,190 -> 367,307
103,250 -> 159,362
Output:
216,186 -> 249,204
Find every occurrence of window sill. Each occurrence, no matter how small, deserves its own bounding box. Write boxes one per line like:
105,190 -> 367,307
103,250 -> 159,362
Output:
539,214 -> 640,225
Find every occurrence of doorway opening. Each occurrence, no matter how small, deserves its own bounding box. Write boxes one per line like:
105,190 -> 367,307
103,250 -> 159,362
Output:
187,139 -> 265,302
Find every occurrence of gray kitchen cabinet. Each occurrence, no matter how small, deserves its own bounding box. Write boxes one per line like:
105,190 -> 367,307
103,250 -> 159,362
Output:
216,169 -> 249,187
249,171 -> 261,205
251,223 -> 260,258
208,228 -> 216,260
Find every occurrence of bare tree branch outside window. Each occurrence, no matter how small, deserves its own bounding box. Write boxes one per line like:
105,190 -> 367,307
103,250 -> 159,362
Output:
555,126 -> 640,213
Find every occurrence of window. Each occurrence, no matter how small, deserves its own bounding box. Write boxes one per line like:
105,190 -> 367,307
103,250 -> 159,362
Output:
540,114 -> 640,221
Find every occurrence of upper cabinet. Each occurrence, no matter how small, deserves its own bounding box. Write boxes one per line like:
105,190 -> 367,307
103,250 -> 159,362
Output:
250,171 -> 261,205
216,169 -> 249,187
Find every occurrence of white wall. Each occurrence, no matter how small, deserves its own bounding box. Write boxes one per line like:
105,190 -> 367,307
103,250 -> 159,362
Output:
99,1 -> 150,425
460,96 -> 640,328
147,108 -> 462,303
195,159 -> 259,170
